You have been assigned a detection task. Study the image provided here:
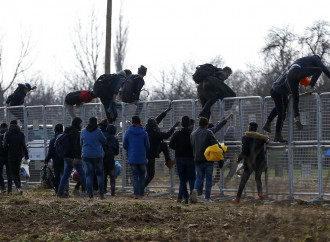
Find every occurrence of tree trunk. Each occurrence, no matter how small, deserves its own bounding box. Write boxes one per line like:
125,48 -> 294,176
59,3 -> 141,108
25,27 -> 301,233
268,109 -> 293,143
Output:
105,0 -> 112,74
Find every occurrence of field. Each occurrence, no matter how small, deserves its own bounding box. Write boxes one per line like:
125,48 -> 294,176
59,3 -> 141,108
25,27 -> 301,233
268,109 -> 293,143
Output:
0,186 -> 329,241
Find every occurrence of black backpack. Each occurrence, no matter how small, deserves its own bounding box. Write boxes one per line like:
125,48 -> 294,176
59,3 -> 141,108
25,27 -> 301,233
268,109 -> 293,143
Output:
0,133 -> 7,156
93,74 -> 117,99
192,64 -> 220,84
40,164 -> 55,190
121,74 -> 141,103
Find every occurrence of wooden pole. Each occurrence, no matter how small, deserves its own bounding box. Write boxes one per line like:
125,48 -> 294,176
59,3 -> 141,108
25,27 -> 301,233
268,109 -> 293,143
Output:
105,0 -> 112,74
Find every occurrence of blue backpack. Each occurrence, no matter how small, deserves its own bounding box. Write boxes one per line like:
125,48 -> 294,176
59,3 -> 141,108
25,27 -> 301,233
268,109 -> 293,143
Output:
54,133 -> 70,158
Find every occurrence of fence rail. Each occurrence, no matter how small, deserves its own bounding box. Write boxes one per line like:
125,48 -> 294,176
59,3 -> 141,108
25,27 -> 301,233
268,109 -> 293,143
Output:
1,93 -> 330,202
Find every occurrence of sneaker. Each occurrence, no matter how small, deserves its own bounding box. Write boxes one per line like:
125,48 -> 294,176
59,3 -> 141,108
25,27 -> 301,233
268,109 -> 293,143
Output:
305,85 -> 316,94
177,197 -> 183,203
294,117 -> 303,130
99,194 -> 105,200
232,197 -> 240,203
17,189 -> 23,195
204,199 -> 214,203
221,159 -> 231,170
165,159 -> 176,169
258,193 -> 265,199
89,195 -> 94,200
134,195 -> 139,199
183,198 -> 189,204
190,189 -> 198,203
262,120 -> 272,133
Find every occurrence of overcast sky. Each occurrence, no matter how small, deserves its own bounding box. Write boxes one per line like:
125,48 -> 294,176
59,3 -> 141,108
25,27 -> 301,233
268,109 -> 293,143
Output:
0,0 -> 330,90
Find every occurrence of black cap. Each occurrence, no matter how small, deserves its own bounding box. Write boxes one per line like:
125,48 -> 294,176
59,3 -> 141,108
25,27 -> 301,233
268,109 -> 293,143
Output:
138,65 -> 147,75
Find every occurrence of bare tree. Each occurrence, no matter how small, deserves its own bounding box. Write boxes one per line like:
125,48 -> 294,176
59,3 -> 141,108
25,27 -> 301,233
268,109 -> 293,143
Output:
299,21 -> 330,60
0,35 -> 33,105
65,9 -> 104,91
113,5 -> 128,73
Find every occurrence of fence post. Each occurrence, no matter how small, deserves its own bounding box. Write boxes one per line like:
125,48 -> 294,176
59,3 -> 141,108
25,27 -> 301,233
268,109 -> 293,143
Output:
287,97 -> 294,200
218,99 -> 225,194
23,106 -> 28,144
261,97 -> 269,196
316,94 -> 323,200
121,103 -> 127,191
42,106 -> 47,163
170,100 -> 175,193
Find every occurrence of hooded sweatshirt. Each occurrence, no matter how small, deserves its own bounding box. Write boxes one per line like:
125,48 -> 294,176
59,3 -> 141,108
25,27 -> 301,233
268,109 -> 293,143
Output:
103,125 -> 119,168
81,122 -> 106,159
4,124 -> 29,160
0,127 -> 8,157
6,84 -> 27,106
123,125 -> 150,165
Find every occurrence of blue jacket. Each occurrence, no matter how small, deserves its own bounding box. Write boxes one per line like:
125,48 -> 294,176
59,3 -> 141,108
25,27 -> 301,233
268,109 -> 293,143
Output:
123,125 -> 150,165
81,125 -> 106,158
6,84 -> 27,106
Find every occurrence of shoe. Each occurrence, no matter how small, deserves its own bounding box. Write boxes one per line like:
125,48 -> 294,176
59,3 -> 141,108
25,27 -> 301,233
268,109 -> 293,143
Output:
99,194 -> 105,200
274,132 -> 287,143
177,197 -> 183,203
204,199 -> 214,203
190,189 -> 198,203
258,193 -> 265,199
263,120 -> 272,133
221,159 -> 231,170
1,189 -> 6,193
89,195 -> 94,200
17,189 -> 23,195
57,193 -> 67,198
165,159 -> 176,169
72,189 -> 80,196
305,85 -> 316,94
134,195 -> 139,199
80,191 -> 88,197
183,198 -> 189,204
63,191 -> 69,197
232,197 -> 240,203
294,117 -> 303,130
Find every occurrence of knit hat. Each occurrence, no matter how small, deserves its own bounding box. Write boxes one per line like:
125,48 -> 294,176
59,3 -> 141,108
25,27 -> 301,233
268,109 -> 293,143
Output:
89,117 -> 98,126
54,124 -> 63,133
118,70 -> 127,77
106,124 -> 117,135
181,116 -> 190,128
24,83 -> 32,91
138,65 -> 147,75
124,69 -> 132,76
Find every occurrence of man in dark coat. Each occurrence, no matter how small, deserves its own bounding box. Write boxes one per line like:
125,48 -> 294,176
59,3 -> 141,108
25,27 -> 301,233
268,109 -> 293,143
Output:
44,124 -> 68,195
144,104 -> 180,188
232,122 -> 269,203
0,123 -> 9,193
4,120 -> 29,195
263,55 -> 330,142
198,67 -> 234,119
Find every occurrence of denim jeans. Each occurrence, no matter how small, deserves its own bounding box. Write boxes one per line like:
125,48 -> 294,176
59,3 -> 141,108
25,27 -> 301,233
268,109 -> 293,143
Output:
58,158 -> 86,195
130,164 -> 146,196
83,157 -> 104,196
176,157 -> 196,200
194,162 -> 214,199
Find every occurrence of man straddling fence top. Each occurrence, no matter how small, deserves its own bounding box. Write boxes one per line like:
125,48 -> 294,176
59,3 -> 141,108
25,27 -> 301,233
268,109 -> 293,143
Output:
120,65 -> 147,116
195,65 -> 235,120
64,90 -> 97,119
263,55 -> 330,143
232,122 -> 269,203
5,83 -> 37,107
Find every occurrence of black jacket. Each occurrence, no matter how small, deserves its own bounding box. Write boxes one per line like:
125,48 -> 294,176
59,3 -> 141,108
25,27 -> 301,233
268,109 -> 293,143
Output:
4,124 -> 29,160
103,125 -> 119,169
238,131 -> 268,172
0,127 -> 8,157
6,84 -> 27,106
45,133 -> 64,170
64,126 -> 81,159
146,112 -> 175,159
169,127 -> 193,158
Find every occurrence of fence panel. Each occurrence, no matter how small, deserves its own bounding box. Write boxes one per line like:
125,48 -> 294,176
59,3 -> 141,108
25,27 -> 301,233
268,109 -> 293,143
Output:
82,103 -> 103,127
291,94 -> 318,143
145,100 -> 172,190
0,107 -> 6,124
321,146 -> 330,197
222,98 -> 241,143
264,96 -> 289,143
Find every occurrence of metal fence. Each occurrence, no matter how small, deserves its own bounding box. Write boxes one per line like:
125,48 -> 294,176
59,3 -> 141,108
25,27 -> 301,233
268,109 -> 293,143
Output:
0,93 -> 329,202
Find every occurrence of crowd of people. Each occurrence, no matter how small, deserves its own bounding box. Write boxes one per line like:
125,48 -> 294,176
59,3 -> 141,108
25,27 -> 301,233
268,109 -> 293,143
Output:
0,55 -> 330,203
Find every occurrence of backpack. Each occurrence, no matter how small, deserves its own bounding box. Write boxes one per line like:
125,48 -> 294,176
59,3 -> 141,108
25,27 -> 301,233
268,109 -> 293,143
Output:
121,74 -> 141,103
54,133 -> 70,158
0,133 -> 7,156
192,64 -> 221,84
93,74 -> 117,99
40,164 -> 55,190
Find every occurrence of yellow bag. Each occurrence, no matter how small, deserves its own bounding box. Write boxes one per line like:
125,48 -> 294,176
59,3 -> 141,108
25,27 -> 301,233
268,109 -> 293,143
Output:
204,143 -> 227,161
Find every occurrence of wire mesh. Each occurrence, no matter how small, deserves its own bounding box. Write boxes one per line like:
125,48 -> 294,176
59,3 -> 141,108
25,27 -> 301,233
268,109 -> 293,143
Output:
82,103 -> 103,127
222,98 -> 241,143
321,146 -> 330,197
291,94 -> 318,143
0,107 -> 6,124
320,93 -> 330,142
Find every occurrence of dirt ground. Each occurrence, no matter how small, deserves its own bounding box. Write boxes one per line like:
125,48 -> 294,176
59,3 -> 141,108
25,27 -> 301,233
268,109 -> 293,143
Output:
0,186 -> 329,242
